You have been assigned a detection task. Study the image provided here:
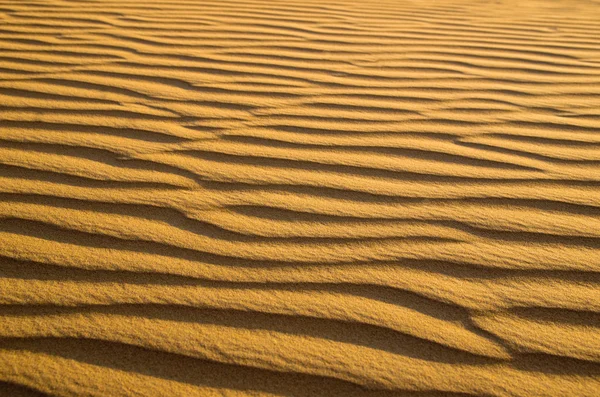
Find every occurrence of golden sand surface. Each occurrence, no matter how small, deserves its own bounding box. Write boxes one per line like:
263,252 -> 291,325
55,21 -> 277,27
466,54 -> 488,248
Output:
1,0 -> 600,395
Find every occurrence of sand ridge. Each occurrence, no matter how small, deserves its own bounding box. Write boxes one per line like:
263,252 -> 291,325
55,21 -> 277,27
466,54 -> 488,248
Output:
1,0 -> 600,396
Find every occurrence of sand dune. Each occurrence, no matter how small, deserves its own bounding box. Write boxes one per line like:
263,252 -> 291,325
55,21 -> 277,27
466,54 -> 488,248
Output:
1,0 -> 600,396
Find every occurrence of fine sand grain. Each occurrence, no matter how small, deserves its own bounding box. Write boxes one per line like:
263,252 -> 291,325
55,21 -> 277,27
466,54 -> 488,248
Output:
1,0 -> 600,396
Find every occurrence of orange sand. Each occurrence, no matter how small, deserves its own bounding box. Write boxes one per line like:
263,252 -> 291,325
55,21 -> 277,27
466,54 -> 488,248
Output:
1,0 -> 600,396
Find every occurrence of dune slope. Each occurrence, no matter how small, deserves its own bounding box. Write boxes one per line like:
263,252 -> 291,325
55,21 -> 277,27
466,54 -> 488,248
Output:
1,0 -> 600,396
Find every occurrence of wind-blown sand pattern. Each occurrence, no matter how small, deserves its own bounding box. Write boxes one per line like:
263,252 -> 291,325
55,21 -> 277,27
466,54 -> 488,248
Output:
1,0 -> 600,395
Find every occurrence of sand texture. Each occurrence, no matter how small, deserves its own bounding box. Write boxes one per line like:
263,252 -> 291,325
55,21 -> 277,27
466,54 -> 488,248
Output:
1,0 -> 600,395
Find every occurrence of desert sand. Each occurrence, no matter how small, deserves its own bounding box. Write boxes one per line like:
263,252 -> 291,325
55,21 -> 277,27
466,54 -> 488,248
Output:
1,0 -> 600,395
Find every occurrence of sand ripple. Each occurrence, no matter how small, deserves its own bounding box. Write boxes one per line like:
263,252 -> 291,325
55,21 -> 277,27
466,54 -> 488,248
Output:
1,0 -> 600,396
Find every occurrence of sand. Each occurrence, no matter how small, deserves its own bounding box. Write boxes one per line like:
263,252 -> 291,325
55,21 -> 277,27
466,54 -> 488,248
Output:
0,0 -> 600,395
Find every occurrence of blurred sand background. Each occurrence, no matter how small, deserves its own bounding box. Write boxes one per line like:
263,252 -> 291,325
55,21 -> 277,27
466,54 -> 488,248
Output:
1,0 -> 600,395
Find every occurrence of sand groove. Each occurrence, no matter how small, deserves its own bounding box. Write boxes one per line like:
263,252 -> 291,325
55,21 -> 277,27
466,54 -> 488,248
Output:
1,0 -> 600,396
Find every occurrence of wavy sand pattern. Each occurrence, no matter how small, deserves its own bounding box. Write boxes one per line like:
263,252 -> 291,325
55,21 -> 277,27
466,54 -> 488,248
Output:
1,0 -> 600,395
